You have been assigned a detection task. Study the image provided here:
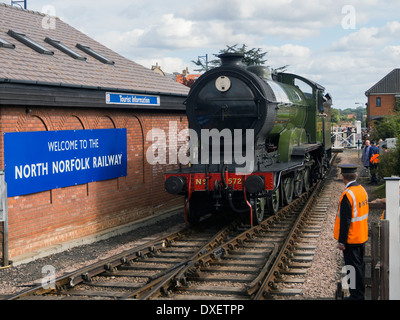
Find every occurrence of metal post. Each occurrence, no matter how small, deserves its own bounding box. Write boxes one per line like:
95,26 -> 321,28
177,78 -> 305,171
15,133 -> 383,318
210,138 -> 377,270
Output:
0,170 -> 9,267
380,220 -> 389,300
11,0 -> 27,9
384,177 -> 400,300
371,222 -> 380,300
197,54 -> 209,71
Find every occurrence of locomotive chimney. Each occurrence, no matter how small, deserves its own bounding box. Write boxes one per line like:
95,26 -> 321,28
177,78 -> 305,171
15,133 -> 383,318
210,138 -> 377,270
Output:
218,53 -> 244,68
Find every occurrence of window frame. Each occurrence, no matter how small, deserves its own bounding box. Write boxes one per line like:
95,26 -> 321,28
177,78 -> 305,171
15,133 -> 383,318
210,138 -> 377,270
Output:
0,36 -> 15,49
44,37 -> 86,61
376,97 -> 381,107
76,43 -> 114,65
7,29 -> 53,55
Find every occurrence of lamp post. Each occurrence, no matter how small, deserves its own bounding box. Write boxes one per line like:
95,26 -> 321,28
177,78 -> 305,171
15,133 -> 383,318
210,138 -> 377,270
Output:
355,102 -> 365,128
197,54 -> 209,71
355,102 -> 365,156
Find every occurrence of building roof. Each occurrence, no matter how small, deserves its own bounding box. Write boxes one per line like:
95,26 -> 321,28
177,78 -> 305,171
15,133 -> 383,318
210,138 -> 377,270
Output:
365,68 -> 400,95
0,4 -> 189,98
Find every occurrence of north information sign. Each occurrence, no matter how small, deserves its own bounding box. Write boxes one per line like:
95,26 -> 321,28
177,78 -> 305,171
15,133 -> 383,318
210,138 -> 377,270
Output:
4,129 -> 127,197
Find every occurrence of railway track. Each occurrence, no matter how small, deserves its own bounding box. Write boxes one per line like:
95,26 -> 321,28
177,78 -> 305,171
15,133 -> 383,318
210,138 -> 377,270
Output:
7,164 -> 335,300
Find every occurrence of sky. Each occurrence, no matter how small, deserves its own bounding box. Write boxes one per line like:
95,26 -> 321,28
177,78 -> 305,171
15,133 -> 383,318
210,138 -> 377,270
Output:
16,0 -> 400,109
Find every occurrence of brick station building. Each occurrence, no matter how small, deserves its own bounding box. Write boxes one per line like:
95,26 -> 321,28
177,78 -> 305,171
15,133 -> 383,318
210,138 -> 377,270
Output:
365,68 -> 400,126
0,4 -> 189,263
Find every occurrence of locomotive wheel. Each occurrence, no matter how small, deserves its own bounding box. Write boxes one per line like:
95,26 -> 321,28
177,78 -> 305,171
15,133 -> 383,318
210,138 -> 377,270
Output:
294,170 -> 304,198
282,176 -> 294,205
186,199 -> 200,225
303,167 -> 311,192
186,194 -> 206,225
266,188 -> 280,215
250,197 -> 265,225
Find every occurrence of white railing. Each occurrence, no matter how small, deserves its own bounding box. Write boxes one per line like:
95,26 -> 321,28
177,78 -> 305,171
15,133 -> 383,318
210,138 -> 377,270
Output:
331,121 -> 362,149
331,131 -> 358,149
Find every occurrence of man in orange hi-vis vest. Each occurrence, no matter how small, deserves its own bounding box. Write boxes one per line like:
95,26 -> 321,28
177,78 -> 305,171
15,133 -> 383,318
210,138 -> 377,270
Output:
334,164 -> 369,300
370,153 -> 379,164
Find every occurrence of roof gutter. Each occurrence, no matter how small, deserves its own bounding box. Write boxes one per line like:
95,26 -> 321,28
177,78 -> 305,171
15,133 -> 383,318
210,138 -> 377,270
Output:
0,78 -> 188,98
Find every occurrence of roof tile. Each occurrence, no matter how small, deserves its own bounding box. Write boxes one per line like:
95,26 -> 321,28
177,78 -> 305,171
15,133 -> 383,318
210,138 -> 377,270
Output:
365,68 -> 400,95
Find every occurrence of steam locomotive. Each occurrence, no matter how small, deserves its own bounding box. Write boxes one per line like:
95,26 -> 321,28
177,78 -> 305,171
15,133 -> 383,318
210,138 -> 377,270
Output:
165,53 -> 332,225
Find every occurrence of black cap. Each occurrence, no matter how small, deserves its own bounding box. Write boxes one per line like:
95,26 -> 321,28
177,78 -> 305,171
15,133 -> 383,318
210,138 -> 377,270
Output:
338,164 -> 359,174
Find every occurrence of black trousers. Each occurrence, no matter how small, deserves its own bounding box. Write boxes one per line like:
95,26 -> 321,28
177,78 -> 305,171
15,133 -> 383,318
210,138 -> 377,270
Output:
343,243 -> 365,300
370,164 -> 378,182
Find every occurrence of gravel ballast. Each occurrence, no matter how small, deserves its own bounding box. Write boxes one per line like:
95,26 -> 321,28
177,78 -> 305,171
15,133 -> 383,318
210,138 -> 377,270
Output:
0,149 -> 384,299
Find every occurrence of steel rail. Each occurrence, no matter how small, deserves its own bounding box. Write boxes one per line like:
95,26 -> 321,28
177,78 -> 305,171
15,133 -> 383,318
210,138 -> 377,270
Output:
138,153 -> 337,299
6,227 -> 191,300
120,218 -> 243,299
253,170 -> 326,299
7,154 -> 336,300
134,189 -> 311,299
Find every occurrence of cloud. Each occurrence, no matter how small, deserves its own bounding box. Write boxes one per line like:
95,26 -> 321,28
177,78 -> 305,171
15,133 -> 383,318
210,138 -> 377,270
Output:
94,0 -> 346,54
26,0 -> 400,109
136,57 -> 188,75
261,44 -> 311,71
331,21 -> 400,51
381,45 -> 400,62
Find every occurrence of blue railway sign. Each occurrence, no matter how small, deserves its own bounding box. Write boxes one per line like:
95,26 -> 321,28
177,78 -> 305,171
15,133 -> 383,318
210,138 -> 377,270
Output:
4,129 -> 127,197
106,92 -> 160,106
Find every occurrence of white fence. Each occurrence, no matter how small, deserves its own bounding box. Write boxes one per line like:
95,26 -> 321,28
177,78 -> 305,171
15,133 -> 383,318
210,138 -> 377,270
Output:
331,131 -> 359,149
331,121 -> 362,149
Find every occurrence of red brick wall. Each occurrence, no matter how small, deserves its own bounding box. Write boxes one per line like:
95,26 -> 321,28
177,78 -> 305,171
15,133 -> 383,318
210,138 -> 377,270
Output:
0,106 -> 188,258
368,94 -> 396,117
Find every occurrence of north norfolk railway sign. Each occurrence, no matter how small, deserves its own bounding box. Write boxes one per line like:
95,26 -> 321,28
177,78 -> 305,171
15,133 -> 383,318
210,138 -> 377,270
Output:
4,129 -> 127,197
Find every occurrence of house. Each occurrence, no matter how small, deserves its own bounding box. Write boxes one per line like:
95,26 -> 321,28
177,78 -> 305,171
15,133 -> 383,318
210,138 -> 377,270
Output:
365,68 -> 400,126
0,3 -> 189,264
175,68 -> 202,87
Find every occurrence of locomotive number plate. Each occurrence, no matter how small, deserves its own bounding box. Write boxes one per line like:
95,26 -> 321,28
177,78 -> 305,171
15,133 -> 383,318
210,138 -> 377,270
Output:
215,76 -> 231,92
190,172 -> 274,191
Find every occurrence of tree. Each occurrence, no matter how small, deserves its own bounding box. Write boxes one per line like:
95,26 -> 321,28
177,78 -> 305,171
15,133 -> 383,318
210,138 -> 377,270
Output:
370,113 -> 400,142
181,77 -> 195,88
331,108 -> 341,124
371,113 -> 400,180
192,44 -> 284,73
334,106 -> 367,126
377,139 -> 400,179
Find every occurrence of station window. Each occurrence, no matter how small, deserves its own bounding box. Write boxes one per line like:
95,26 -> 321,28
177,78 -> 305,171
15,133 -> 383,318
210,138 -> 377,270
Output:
0,36 -> 15,49
44,37 -> 86,61
76,43 -> 114,65
7,30 -> 53,55
395,95 -> 400,112
376,97 -> 381,107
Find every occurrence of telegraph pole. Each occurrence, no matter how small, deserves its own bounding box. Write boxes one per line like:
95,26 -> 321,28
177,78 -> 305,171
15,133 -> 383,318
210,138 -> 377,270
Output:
197,54 -> 209,71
